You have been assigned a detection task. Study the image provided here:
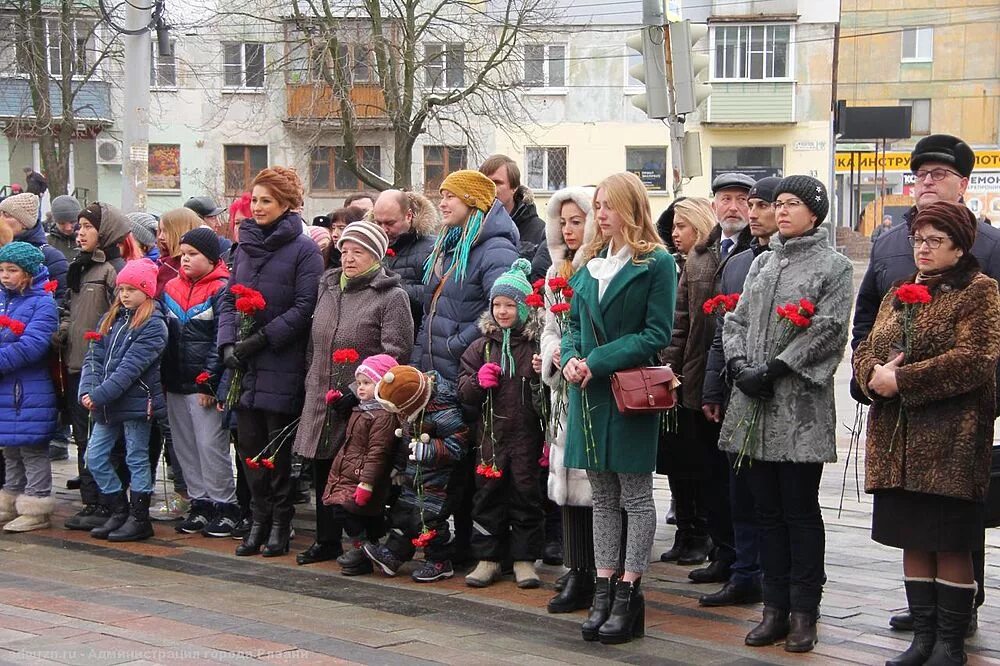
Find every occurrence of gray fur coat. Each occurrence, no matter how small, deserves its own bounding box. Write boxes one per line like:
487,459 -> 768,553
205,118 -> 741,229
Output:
719,223 -> 853,464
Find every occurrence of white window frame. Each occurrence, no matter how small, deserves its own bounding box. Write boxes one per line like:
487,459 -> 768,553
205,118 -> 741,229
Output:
222,42 -> 266,91
523,43 -> 568,93
524,146 -> 567,192
710,23 -> 794,82
150,39 -> 177,90
424,42 -> 465,89
900,99 -> 931,135
14,19 -> 95,79
901,27 -> 933,63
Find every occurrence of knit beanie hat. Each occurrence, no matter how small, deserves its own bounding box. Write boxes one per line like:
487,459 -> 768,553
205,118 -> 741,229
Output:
0,193 -> 39,229
912,201 -> 978,254
376,365 -> 434,422
115,258 -> 158,298
440,170 -> 497,213
180,227 -> 221,264
774,175 -> 829,225
356,354 -> 399,385
490,258 -> 534,325
51,195 -> 82,224
747,176 -> 783,204
0,241 -> 45,276
79,202 -> 103,230
337,220 -> 388,260
307,225 -> 330,246
128,212 -> 158,249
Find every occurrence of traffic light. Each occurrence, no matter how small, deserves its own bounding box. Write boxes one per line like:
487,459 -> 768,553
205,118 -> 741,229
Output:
626,26 -> 670,119
667,20 -> 711,116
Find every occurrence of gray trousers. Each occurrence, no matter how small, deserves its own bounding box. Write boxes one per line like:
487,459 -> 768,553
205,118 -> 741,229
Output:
587,471 -> 656,574
166,392 -> 236,504
2,444 -> 52,497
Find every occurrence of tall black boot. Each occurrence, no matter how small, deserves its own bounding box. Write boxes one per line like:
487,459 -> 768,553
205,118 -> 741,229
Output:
108,492 -> 154,542
262,519 -> 291,557
548,568 -> 596,613
926,580 -> 976,665
90,491 -> 129,540
887,578 -> 936,666
235,520 -> 270,556
581,575 -> 615,641
785,610 -> 819,653
746,606 -> 790,646
598,579 -> 645,644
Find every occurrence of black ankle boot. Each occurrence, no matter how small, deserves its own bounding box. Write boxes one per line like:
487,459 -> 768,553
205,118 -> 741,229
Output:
90,491 -> 129,540
785,610 -> 818,653
235,520 -> 271,556
925,580 -> 975,665
677,534 -> 712,565
887,579 -> 936,666
108,492 -> 154,542
548,569 -> 595,614
598,579 -> 645,644
746,606 -> 790,646
659,530 -> 687,562
262,520 -> 291,557
581,576 -> 615,641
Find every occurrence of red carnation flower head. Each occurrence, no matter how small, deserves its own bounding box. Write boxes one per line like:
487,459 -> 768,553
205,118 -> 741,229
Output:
195,371 -> 211,385
531,278 -> 545,292
261,457 -> 275,470
244,457 -> 260,470
325,389 -> 343,405
896,283 -> 932,305
550,302 -> 570,314
84,331 -> 102,342
385,248 -> 396,258
703,295 -> 720,316
525,293 -> 545,308
724,293 -> 740,310
332,348 -> 360,365
231,284 -> 250,297
43,280 -> 58,293
547,277 -> 568,291
7,320 -> 25,336
798,298 -> 816,316
0,315 -> 9,328
562,287 -> 574,299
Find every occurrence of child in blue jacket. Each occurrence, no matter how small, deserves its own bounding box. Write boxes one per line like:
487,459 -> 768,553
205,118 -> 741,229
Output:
0,242 -> 59,532
79,259 -> 168,542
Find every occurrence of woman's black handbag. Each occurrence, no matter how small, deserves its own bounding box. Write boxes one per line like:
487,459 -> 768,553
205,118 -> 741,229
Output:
985,446 -> 1000,528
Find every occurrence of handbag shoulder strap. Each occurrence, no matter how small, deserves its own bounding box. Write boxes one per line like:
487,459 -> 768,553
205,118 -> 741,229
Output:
577,296 -> 605,346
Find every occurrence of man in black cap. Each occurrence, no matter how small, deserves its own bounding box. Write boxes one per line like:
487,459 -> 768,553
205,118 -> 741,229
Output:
185,196 -> 232,254
851,134 -> 1000,635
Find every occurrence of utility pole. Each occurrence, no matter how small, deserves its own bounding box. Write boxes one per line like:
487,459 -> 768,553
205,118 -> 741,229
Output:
121,0 -> 151,212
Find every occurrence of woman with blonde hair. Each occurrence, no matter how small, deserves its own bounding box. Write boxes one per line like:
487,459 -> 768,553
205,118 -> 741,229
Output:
155,207 -> 201,296
561,171 -> 677,644
670,198 -> 716,257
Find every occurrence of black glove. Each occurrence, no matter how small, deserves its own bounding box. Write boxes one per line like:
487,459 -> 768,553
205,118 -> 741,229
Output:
735,360 -> 790,400
725,357 -> 748,386
849,376 -> 872,405
331,390 -> 360,417
234,330 -> 268,362
221,344 -> 242,371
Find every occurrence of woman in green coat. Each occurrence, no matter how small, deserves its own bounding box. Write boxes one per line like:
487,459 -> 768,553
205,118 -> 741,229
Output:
561,172 -> 676,645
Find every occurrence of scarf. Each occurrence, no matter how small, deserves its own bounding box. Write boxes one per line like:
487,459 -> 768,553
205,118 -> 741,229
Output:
586,240 -> 632,302
67,244 -> 121,293
340,262 -> 380,290
421,209 -> 485,285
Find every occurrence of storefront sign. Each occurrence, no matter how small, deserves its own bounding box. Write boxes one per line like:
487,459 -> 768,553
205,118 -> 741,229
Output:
836,150 -> 1000,173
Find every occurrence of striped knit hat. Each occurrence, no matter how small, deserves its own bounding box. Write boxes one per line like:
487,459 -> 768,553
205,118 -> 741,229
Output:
356,354 -> 398,385
337,220 -> 389,260
489,258 -> 533,325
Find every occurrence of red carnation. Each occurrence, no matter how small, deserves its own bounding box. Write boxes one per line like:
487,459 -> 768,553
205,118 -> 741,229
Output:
261,457 -> 275,470
562,287 -> 574,299
84,331 -> 102,342
385,248 -> 396,258
547,277 -> 568,291
798,298 -> 816,316
195,371 -> 212,385
332,348 -> 360,365
7,320 -> 25,336
703,295 -> 721,316
0,315 -> 10,328
550,302 -> 570,314
43,280 -> 58,293
724,293 -> 740,310
231,284 -> 250,297
896,283 -> 932,305
325,389 -> 343,405
244,457 -> 260,469
531,278 -> 545,292
525,293 -> 545,308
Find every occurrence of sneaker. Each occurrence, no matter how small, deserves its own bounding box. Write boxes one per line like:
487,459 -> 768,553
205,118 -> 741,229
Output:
412,560 -> 454,583
65,504 -> 111,531
175,501 -> 212,534
338,546 -> 368,568
362,542 -> 403,576
231,516 -> 251,540
202,504 -> 240,538
151,492 -> 188,522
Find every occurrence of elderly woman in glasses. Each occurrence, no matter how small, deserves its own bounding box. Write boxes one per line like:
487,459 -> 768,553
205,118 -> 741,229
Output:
719,175 -> 853,653
853,201 -> 1000,666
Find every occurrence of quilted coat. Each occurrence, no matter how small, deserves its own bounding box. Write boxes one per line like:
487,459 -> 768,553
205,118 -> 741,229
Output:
853,263 -> 1000,502
411,200 -> 519,382
719,223 -> 853,463
79,303 -> 168,425
161,260 -> 230,395
0,268 -> 59,446
321,403 -> 398,516
217,212 -> 324,415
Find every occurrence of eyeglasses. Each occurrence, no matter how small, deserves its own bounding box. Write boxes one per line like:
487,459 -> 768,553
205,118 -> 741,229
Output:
913,168 -> 962,182
908,234 -> 950,249
772,199 -> 804,211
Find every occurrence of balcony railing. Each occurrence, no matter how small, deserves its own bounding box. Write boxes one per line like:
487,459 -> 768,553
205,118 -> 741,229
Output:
0,79 -> 112,123
286,83 -> 387,121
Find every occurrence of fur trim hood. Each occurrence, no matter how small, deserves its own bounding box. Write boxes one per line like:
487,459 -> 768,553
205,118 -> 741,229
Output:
544,187 -> 597,271
407,191 -> 441,237
476,308 -> 541,341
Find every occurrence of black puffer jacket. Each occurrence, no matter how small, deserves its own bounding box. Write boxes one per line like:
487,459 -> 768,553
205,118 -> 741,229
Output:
385,193 -> 438,335
511,186 -> 546,263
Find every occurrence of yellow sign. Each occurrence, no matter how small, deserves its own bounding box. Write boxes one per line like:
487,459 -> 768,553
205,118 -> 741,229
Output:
836,150 -> 1000,173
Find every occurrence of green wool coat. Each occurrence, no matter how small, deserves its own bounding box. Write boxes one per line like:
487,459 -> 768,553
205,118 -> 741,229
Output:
561,246 -> 677,474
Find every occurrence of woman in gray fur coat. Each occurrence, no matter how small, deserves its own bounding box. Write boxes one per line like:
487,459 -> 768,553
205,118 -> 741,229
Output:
720,176 -> 852,653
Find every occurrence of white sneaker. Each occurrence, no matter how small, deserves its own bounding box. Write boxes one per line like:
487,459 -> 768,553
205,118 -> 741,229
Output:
465,560 -> 501,588
513,560 -> 540,589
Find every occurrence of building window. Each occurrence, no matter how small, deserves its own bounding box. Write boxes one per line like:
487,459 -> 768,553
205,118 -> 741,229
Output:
524,44 -> 566,87
424,43 -> 465,88
329,44 -> 373,84
224,145 -> 268,195
150,40 -> 176,88
713,25 -> 790,80
626,147 -> 668,191
711,146 -> 782,183
901,99 -> 931,135
424,145 -> 467,193
309,146 -> 381,193
901,27 -> 933,62
148,144 -> 181,191
525,147 -> 567,192
223,42 -> 265,89
16,19 -> 94,76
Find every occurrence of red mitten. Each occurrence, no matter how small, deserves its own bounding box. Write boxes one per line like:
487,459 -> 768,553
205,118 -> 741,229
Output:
477,362 -> 502,389
353,484 -> 372,507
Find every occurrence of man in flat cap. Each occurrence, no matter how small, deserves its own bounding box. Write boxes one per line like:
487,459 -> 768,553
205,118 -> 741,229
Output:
184,195 -> 232,254
851,133 -> 1000,636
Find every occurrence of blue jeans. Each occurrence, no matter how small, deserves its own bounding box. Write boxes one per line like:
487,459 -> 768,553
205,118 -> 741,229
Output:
85,420 -> 153,495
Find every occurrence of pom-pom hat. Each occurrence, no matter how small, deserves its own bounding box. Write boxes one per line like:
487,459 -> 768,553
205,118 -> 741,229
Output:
376,365 -> 434,422
489,257 -> 534,325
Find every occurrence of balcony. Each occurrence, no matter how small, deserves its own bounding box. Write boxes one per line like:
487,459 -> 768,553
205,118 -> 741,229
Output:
705,81 -> 795,124
0,78 -> 112,124
285,83 -> 387,125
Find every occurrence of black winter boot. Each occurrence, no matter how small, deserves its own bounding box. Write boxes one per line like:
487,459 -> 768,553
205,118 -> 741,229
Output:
659,529 -> 687,562
745,606 -> 790,646
66,503 -> 111,530
785,610 -> 818,653
548,568 -> 595,614
90,491 -> 129,540
262,520 -> 291,557
581,575 -> 615,641
108,492 -> 154,542
598,579 -> 645,644
925,580 -> 976,665
235,520 -> 270,556
887,578 -> 936,666
677,534 -> 713,565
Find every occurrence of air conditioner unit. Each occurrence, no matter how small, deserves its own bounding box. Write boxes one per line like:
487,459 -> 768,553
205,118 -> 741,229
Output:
96,138 -> 122,165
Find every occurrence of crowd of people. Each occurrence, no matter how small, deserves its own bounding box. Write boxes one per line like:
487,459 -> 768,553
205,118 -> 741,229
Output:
0,137 -> 994,660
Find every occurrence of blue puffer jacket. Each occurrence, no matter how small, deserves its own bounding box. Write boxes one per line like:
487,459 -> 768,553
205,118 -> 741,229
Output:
0,268 -> 59,446
79,303 -> 168,424
411,200 -> 519,382
217,211 -> 324,415
16,224 -> 69,303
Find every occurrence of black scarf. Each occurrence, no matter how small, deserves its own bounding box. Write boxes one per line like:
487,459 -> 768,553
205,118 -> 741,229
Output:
67,244 -> 121,293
